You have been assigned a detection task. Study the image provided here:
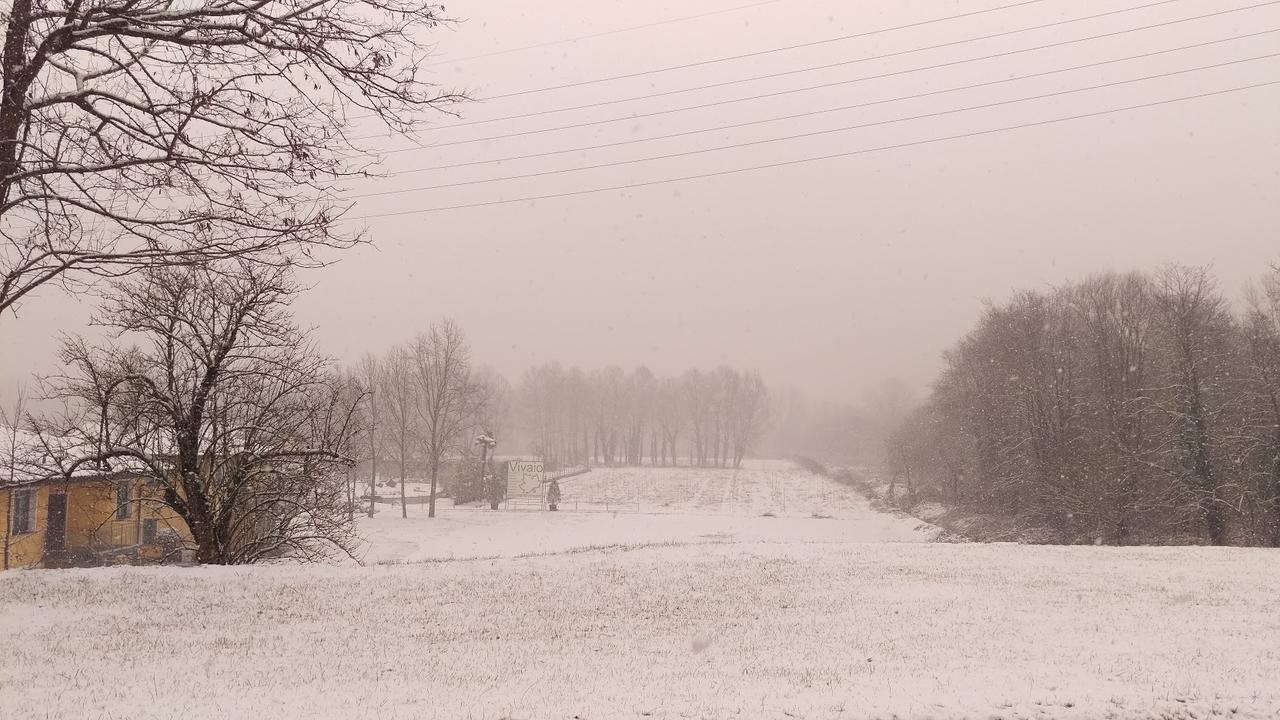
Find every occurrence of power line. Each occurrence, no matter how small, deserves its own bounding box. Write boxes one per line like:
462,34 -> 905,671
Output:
345,0 -> 1051,126
481,0 -> 1059,98
455,0 -> 1270,127
351,79 -> 1279,219
347,53 -> 1280,199
426,0 -> 789,65
377,2 -> 1277,153
384,29 -> 1278,177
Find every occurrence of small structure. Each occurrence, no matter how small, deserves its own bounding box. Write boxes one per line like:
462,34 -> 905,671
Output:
2,472 -> 191,570
2,426 -> 192,570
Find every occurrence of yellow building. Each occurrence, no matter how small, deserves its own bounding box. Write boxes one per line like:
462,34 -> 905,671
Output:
2,473 -> 192,570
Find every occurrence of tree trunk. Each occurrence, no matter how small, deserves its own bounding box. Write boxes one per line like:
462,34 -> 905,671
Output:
428,460 -> 438,518
347,467 -> 355,522
0,0 -> 35,207
368,418 -> 377,518
399,448 -> 407,519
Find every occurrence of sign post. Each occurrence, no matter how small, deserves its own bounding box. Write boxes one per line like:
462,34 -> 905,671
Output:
506,460 -> 546,508
475,433 -> 498,510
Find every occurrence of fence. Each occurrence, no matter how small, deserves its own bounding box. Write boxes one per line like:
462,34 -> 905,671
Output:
503,496 -> 641,513
501,466 -> 640,512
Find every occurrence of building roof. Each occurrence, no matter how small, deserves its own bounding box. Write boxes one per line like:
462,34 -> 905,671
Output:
1,424 -> 133,489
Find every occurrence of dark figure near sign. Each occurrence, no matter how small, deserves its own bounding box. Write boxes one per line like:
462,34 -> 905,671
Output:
547,479 -> 562,512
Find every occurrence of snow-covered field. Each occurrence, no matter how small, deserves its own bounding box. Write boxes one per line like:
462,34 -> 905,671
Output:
357,461 -> 935,564
3,461 -> 1279,719
553,461 -> 876,516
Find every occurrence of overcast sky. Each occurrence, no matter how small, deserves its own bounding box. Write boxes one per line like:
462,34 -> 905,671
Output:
3,0 -> 1278,406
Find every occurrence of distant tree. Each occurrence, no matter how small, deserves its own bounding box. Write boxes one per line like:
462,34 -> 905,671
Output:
469,366 -> 512,455
379,345 -> 415,519
521,363 -> 563,466
684,369 -> 712,467
1069,273 -> 1162,543
655,378 -> 685,466
727,369 -> 769,468
0,0 -> 462,318
625,366 -> 655,466
328,370 -> 370,522
590,366 -> 625,466
1150,266 -> 1236,545
566,367 -> 591,467
359,353 -> 380,518
1239,268 -> 1280,545
411,320 -> 480,519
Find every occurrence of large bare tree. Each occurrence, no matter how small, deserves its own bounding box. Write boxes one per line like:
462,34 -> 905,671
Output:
40,261 -> 361,564
0,0 -> 461,317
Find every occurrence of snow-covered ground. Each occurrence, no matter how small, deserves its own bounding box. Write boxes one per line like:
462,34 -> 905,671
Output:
553,460 -> 878,516
3,461 -> 1279,719
357,460 -> 935,564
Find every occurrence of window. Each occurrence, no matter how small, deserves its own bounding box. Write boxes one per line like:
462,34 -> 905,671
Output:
115,480 -> 132,521
10,488 -> 37,534
142,519 -> 157,544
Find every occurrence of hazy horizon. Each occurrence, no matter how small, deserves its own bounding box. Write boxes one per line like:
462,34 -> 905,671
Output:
3,0 -> 1278,406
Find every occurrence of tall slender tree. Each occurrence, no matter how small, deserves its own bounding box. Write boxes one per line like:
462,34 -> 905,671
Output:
412,320 -> 478,519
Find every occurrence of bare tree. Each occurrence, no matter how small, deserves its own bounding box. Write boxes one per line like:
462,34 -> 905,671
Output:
727,369 -> 768,469
359,353 -> 380,518
323,370 -> 368,523
39,261 -> 359,564
1069,273 -> 1163,543
684,369 -> 711,467
379,345 -> 415,519
655,377 -> 684,466
411,319 -> 478,518
0,0 -> 463,317
520,362 -> 561,466
470,365 -> 511,445
1,385 -> 27,570
1238,268 -> 1280,545
624,366 -> 655,466
1150,266 -> 1237,545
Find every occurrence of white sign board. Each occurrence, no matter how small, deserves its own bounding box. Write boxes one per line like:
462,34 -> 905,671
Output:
507,460 -> 545,497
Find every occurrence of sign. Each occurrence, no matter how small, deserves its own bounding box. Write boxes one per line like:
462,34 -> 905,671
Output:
507,460 -> 545,497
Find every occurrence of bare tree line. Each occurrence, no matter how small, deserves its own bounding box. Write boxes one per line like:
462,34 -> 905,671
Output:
889,265 -> 1280,546
517,364 -> 769,470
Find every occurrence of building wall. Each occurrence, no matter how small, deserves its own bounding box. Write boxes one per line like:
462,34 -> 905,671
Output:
62,479 -> 192,561
1,485 -> 49,570
2,478 -> 192,570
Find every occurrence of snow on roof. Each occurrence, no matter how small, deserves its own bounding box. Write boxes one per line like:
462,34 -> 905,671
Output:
0,424 -> 121,488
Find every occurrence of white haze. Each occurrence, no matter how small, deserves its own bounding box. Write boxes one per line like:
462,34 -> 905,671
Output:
2,0 -> 1278,405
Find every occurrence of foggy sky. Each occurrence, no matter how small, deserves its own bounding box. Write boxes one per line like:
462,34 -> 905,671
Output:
3,0 -> 1279,405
